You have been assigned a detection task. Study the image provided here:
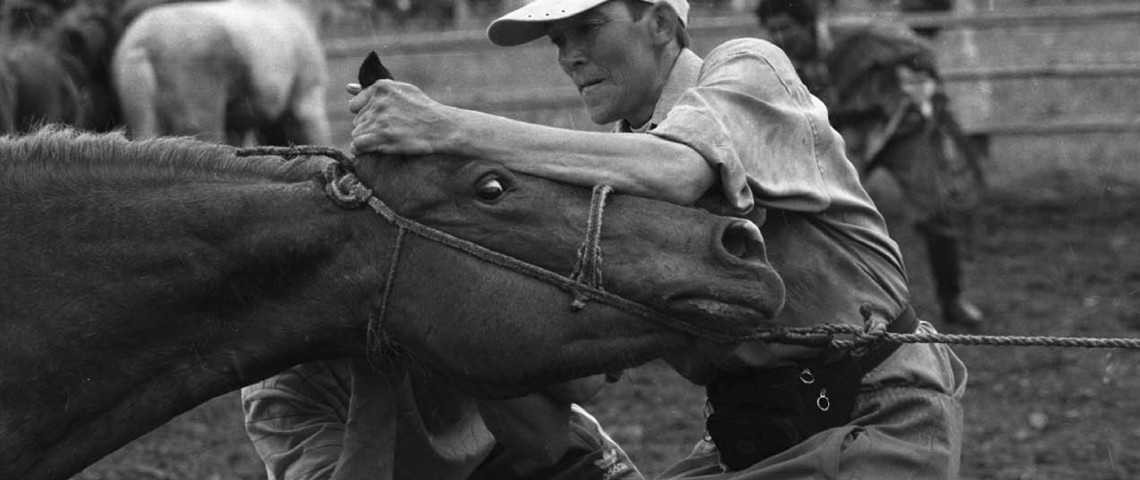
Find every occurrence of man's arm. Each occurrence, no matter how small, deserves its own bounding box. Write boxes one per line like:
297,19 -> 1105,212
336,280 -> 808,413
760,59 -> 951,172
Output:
347,80 -> 716,206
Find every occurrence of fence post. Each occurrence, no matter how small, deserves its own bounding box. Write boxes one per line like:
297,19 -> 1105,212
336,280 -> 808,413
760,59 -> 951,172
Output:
952,0 -> 995,130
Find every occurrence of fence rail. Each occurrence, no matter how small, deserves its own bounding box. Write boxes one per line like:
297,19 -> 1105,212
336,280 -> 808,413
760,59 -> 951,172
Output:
325,3 -> 1140,57
325,3 -> 1140,137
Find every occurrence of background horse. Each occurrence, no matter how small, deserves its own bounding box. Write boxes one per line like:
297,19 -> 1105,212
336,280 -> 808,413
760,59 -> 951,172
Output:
0,0 -> 138,134
0,6 -> 90,134
0,127 -> 781,479
112,0 -> 332,145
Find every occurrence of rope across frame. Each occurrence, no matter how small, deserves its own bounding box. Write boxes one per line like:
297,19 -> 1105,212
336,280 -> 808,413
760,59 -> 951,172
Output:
238,145 -> 1140,352
237,145 -> 761,343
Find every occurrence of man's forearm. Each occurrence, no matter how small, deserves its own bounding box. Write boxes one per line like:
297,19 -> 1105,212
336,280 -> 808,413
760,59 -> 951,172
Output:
449,109 -> 716,205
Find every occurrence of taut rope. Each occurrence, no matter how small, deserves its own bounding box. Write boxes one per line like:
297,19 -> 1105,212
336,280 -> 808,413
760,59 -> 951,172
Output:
754,322 -> 1140,351
238,145 -> 1140,352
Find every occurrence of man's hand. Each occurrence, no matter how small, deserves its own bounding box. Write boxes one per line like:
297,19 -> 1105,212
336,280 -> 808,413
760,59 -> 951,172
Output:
346,79 -> 463,156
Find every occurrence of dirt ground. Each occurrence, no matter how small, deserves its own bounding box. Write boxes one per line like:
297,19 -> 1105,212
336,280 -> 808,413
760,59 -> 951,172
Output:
71,156 -> 1140,480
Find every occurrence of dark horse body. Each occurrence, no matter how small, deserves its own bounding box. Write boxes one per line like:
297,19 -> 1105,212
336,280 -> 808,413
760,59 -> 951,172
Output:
0,128 -> 783,479
112,0 -> 331,145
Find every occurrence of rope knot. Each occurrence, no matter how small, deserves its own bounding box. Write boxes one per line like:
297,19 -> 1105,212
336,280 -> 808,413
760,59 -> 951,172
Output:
323,163 -> 370,209
235,145 -> 368,209
849,304 -> 891,357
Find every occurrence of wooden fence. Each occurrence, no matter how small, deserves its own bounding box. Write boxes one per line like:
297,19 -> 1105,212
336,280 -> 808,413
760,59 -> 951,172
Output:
321,3 -> 1140,140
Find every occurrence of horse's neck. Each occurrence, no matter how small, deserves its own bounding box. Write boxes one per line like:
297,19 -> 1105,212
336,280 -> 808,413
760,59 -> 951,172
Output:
1,179 -> 390,480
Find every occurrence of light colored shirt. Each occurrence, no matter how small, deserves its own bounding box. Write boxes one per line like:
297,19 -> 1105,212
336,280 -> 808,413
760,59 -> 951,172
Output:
243,360 -> 495,480
627,39 -> 911,379
243,360 -> 641,480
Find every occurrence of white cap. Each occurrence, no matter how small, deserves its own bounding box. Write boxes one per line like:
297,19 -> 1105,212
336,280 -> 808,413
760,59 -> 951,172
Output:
487,0 -> 690,47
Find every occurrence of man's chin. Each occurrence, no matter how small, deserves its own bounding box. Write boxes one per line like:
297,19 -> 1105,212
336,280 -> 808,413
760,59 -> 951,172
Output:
580,102 -> 617,125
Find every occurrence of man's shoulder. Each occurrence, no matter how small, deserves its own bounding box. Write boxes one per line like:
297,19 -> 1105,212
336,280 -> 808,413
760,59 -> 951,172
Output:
704,38 -> 798,78
707,37 -> 783,59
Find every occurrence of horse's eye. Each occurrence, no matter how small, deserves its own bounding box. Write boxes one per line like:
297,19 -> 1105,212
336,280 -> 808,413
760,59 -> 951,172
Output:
475,176 -> 507,202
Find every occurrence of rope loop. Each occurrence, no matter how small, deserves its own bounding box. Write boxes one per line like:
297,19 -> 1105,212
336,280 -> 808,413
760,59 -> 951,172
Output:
235,145 -> 369,209
323,163 -> 370,209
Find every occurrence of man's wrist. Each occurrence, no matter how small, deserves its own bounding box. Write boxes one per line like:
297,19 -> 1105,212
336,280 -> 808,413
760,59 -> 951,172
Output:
441,105 -> 480,155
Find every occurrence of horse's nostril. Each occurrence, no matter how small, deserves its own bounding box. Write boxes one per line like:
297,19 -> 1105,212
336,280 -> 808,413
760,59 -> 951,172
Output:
721,220 -> 763,260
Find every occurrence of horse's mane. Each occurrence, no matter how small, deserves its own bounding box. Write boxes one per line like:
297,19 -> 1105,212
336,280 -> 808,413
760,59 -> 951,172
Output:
0,126 -> 329,189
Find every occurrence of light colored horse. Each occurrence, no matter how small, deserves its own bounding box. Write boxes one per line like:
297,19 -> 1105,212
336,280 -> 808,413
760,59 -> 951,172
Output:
111,0 -> 331,145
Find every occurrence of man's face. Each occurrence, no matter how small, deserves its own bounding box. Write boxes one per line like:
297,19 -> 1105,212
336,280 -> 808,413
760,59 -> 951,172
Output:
761,13 -> 816,61
546,1 -> 660,125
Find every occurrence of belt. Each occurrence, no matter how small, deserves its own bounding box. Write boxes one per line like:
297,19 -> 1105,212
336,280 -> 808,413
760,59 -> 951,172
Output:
705,305 -> 918,471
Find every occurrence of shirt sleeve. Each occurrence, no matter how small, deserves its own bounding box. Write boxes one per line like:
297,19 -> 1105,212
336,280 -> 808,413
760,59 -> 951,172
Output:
650,38 -> 841,215
241,361 -> 355,480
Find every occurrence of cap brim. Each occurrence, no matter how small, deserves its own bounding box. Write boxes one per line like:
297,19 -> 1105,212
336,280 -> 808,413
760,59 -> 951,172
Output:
487,0 -> 608,47
487,19 -> 550,47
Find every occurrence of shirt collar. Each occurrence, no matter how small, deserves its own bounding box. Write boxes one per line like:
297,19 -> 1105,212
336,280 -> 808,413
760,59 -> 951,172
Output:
619,48 -> 703,133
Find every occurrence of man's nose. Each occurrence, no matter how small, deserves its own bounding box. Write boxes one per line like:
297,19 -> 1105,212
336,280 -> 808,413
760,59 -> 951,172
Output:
558,43 -> 587,72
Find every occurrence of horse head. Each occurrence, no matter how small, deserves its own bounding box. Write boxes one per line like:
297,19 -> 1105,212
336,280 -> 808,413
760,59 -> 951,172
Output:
353,53 -> 786,340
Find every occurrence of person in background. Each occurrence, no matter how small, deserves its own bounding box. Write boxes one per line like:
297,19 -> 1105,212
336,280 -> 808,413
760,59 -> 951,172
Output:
756,0 -> 987,329
347,0 -> 967,477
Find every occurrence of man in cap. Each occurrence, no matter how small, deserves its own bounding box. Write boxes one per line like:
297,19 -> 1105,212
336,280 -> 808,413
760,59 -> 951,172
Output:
344,0 -> 967,477
756,0 -> 987,329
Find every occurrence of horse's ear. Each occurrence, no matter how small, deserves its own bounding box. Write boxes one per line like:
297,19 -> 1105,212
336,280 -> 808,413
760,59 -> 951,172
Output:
358,51 -> 393,86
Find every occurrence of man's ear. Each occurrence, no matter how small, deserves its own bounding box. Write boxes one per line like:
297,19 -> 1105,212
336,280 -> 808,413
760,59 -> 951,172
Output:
647,4 -> 676,47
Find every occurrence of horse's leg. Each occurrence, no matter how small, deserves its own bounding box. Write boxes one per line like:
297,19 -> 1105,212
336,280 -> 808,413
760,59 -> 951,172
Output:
278,85 -> 332,146
155,72 -> 228,143
111,44 -> 161,139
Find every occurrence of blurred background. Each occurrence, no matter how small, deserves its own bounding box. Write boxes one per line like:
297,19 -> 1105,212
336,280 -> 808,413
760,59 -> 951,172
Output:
2,0 -> 1134,479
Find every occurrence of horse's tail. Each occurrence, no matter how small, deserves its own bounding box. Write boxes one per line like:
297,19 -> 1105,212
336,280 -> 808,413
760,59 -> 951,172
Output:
111,38 -> 159,139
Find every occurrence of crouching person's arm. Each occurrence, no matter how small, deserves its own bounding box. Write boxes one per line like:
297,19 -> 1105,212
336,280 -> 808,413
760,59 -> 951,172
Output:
474,375 -> 644,480
243,359 -> 394,480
